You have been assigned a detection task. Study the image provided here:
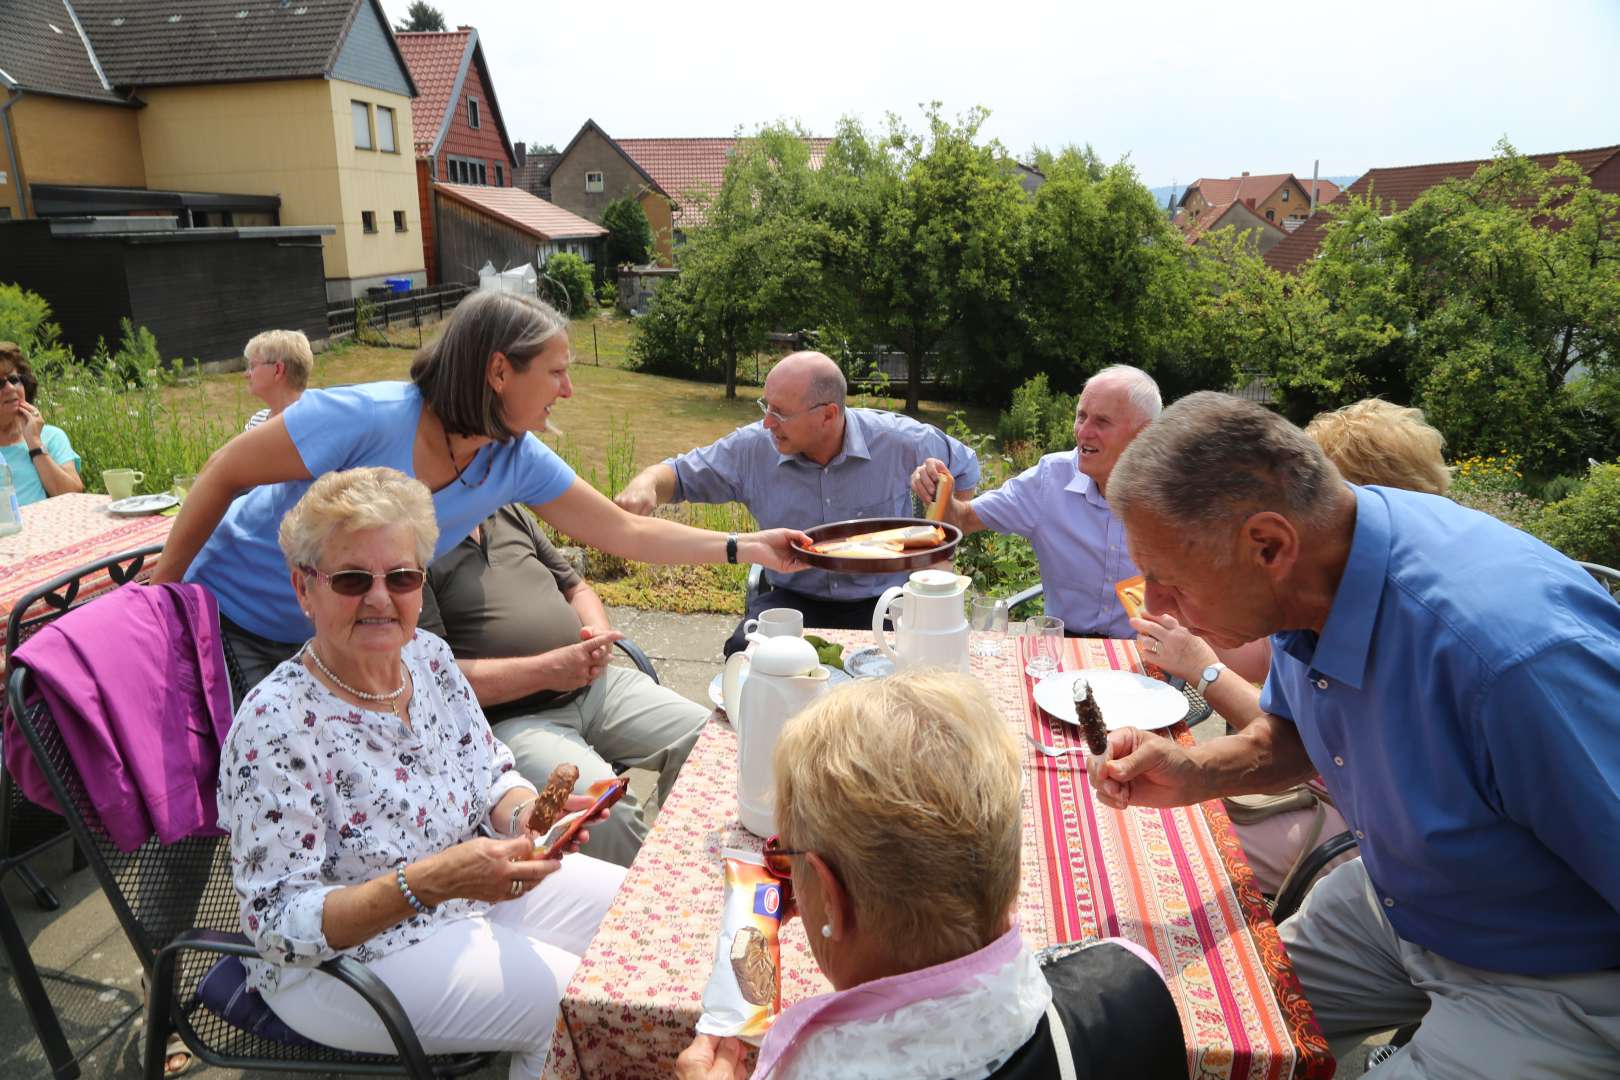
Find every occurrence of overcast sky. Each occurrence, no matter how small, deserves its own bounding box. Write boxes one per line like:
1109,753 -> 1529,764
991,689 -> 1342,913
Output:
381,0 -> 1620,188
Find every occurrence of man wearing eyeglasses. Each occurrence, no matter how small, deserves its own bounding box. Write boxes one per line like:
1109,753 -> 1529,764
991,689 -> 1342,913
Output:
615,351 -> 979,656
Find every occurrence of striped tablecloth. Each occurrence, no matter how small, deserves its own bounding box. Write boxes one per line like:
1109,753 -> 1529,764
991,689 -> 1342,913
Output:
1,493 -> 174,630
543,631 -> 1331,1080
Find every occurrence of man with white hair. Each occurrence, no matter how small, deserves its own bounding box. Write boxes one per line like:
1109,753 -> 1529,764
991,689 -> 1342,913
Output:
1090,391 -> 1620,1077
617,351 -> 979,655
912,364 -> 1160,637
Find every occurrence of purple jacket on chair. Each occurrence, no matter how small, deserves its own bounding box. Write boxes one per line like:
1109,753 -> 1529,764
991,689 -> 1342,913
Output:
4,582 -> 234,852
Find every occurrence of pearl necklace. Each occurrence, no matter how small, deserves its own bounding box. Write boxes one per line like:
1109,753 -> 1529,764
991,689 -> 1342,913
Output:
303,641 -> 409,716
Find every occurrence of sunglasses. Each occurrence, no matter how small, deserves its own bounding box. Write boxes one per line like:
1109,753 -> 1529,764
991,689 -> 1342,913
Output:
762,835 -> 807,880
303,566 -> 425,597
1,374 -> 24,387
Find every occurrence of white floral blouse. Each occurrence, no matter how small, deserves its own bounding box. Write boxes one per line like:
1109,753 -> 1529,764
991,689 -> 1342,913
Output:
217,630 -> 533,993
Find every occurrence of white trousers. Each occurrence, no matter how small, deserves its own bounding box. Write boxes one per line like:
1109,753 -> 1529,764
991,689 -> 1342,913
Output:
264,854 -> 625,1080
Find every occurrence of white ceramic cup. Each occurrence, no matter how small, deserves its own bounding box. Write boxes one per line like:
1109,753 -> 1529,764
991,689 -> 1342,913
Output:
743,607 -> 804,640
102,469 -> 145,501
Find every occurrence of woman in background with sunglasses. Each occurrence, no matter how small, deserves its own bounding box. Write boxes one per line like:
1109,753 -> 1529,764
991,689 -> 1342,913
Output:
0,341 -> 84,504
678,671 -> 1185,1080
151,291 -> 811,701
217,467 -> 624,1077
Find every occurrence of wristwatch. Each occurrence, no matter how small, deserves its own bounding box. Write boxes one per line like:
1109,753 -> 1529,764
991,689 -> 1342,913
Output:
1197,662 -> 1227,694
725,534 -> 739,564
28,447 -> 44,459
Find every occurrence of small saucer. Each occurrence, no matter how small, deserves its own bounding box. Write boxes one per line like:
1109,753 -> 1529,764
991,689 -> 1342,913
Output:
845,646 -> 895,679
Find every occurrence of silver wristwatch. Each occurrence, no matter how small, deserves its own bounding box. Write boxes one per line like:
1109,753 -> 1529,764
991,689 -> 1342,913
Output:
1197,662 -> 1227,695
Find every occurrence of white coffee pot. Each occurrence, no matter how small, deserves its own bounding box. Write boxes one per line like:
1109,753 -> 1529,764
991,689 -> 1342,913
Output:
872,569 -> 973,674
724,635 -> 831,836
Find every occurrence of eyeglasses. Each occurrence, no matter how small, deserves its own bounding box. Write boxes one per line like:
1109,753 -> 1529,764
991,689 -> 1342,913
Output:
756,398 -> 832,424
1,374 -> 24,387
302,566 -> 426,597
762,835 -> 808,880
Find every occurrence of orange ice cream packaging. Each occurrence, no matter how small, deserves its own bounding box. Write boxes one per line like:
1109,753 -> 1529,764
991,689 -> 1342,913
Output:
1115,575 -> 1146,620
695,849 -> 786,1043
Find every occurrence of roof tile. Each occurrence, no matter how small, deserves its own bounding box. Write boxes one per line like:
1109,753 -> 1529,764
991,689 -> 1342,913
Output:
0,0 -> 123,102
395,29 -> 470,155
616,136 -> 832,227
434,183 -> 607,241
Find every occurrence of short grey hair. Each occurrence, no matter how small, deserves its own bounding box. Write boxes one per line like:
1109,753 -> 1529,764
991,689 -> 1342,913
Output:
1109,392 -> 1343,552
1086,364 -> 1162,423
410,291 -> 568,440
807,364 -> 847,410
278,467 -> 439,572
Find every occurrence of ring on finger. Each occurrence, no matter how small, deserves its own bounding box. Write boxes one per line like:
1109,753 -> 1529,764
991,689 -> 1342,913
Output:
509,879 -> 523,897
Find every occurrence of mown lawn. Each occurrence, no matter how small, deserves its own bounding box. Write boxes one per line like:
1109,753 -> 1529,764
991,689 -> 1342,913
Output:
160,311 -> 998,612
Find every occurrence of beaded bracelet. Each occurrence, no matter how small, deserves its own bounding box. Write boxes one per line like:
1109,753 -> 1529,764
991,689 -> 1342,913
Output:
396,865 -> 432,915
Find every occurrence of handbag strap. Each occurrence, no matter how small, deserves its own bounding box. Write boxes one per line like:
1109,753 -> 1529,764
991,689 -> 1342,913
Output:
1044,1001 -> 1078,1080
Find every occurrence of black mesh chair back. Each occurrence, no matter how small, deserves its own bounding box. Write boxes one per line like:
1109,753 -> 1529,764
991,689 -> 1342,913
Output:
6,655 -> 491,1078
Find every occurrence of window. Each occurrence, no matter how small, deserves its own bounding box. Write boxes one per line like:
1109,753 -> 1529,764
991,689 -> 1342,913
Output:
1265,209 -> 1275,221
0,207 -> 10,221
351,101 -> 372,150
586,171 -> 604,193
467,98 -> 480,128
447,155 -> 488,185
394,210 -> 408,232
362,210 -> 377,234
1281,189 -> 1290,201
478,162 -> 487,185
495,163 -> 504,186
376,106 -> 396,153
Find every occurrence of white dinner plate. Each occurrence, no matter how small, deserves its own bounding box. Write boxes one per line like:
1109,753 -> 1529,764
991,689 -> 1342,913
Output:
1031,669 -> 1187,732
106,494 -> 179,516
708,665 -> 853,716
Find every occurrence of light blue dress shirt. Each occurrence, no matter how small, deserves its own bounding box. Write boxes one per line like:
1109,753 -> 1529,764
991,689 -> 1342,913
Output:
186,382 -> 576,643
1260,485 -> 1620,975
667,408 -> 979,600
2,425 -> 80,506
971,451 -> 1137,637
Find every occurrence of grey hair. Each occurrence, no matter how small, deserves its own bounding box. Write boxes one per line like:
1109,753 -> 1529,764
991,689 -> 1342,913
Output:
410,291 -> 568,440
278,467 -> 439,572
1086,364 -> 1162,422
807,363 -> 847,410
1109,392 -> 1344,553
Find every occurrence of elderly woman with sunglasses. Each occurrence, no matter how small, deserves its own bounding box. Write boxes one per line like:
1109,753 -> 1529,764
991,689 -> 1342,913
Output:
677,672 -> 1185,1080
1,341 -> 84,504
151,291 -> 812,699
217,467 -> 624,1078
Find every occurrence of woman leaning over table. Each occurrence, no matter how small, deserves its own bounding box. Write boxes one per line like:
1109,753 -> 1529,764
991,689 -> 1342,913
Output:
0,341 -> 84,504
217,467 -> 622,1078
150,290 -> 810,698
678,671 -> 1185,1080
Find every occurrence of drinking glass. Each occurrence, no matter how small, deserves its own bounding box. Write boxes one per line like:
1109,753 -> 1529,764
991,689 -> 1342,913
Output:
1023,615 -> 1065,679
172,474 -> 197,502
970,595 -> 1010,657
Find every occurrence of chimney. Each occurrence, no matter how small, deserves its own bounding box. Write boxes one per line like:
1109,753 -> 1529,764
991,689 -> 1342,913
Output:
1311,159 -> 1321,211
514,142 -> 526,166
1241,170 -> 1250,177
1244,197 -> 1256,209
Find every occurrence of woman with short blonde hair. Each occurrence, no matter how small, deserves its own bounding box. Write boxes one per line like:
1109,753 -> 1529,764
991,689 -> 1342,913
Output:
243,329 -> 315,431
679,671 -> 1184,1080
221,466 -> 623,1076
1304,398 -> 1450,495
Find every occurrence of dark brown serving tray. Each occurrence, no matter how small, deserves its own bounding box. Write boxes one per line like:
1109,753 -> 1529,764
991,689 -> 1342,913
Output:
791,517 -> 963,574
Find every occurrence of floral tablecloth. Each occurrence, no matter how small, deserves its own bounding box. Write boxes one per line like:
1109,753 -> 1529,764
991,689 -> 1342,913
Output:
543,632 -> 1332,1080
1,493 -> 174,633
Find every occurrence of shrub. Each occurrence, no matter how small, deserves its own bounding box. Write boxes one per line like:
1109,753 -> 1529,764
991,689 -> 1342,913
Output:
941,411 -> 1043,606
1539,462 -> 1620,569
540,253 -> 594,316
602,198 -> 654,268
596,279 -> 618,308
0,282 -> 73,373
627,273 -> 718,381
994,373 -> 1075,454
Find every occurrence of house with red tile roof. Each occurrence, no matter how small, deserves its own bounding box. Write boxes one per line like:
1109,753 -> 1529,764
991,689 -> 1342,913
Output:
1264,144 -> 1620,275
1179,198 -> 1290,255
1176,172 -> 1325,237
548,119 -> 833,265
432,182 -> 605,292
396,27 -> 523,282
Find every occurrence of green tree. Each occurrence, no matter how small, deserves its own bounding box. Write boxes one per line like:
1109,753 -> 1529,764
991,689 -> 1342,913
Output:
602,197 -> 654,267
822,105 -> 1028,411
394,2 -> 445,32
539,253 -> 593,316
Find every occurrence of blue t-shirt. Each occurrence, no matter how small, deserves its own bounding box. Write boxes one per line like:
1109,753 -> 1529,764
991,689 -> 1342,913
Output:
185,382 -> 576,642
2,425 -> 80,506
1259,485 -> 1620,975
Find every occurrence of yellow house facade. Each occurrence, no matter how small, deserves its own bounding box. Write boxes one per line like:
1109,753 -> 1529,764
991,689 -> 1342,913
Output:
1,0 -> 424,300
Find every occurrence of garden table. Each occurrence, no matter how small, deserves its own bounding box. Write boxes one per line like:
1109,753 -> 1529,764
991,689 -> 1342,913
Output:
542,631 -> 1332,1080
1,493 -> 175,636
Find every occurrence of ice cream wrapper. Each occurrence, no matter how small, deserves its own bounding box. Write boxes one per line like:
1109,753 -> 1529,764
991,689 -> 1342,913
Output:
1115,575 -> 1146,620
695,848 -> 786,1043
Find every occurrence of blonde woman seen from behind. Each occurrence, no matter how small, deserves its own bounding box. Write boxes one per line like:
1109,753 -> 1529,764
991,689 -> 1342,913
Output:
677,672 -> 1183,1080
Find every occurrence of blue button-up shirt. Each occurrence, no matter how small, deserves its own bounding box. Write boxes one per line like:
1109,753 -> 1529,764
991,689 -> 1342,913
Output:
972,451 -> 1136,638
1259,485 -> 1620,975
668,408 -> 979,600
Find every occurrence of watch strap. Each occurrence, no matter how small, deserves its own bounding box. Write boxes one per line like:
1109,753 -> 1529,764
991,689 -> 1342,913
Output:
726,534 -> 739,564
1197,662 -> 1227,695
28,446 -> 45,459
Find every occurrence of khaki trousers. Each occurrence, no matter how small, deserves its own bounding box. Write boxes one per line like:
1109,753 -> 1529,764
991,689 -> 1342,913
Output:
1281,859 -> 1620,1077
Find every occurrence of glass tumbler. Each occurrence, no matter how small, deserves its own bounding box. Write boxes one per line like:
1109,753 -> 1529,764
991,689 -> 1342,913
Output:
970,595 -> 1010,657
1023,615 -> 1065,679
